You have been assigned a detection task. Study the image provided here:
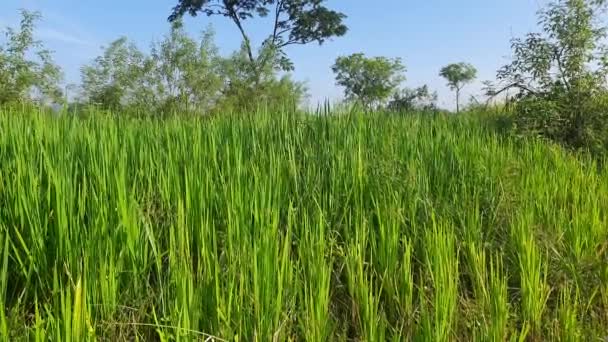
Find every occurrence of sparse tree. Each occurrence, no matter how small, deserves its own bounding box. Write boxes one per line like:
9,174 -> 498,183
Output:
439,62 -> 477,113
332,53 -> 406,109
168,0 -> 348,84
0,10 -> 63,105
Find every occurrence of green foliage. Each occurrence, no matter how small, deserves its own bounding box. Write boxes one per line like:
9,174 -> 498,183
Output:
0,10 -> 63,106
332,53 -> 406,109
498,0 -> 608,93
80,22 -> 303,115
496,0 -> 608,155
439,62 -> 477,113
2,108 -> 608,340
213,43 -> 307,113
147,22 -> 224,114
81,23 -> 225,115
387,85 -> 438,113
168,0 -> 347,80
513,93 -> 608,154
215,74 -> 306,114
80,37 -> 147,111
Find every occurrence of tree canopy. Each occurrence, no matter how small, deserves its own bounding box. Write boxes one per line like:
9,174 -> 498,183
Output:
496,0 -> 608,96
80,37 -> 148,111
0,10 -> 63,106
168,0 -> 347,80
79,21 -> 305,115
492,0 -> 608,153
387,85 -> 438,113
439,62 -> 477,113
332,53 -> 406,109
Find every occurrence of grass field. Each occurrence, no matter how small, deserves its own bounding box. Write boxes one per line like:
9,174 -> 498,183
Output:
1,108 -> 607,341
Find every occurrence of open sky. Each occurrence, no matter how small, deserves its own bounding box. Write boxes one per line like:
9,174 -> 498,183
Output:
0,0 -> 548,109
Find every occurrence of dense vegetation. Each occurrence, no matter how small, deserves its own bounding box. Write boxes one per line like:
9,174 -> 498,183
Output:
1,107 -> 607,341
2,0 -> 608,340
488,0 -> 608,155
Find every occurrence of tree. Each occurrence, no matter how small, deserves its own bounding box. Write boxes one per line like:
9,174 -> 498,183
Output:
439,62 -> 477,113
496,0 -> 608,97
492,0 -> 608,154
214,43 -> 307,113
148,22 -> 224,114
168,0 -> 347,83
80,21 -> 304,115
80,37 -> 147,111
387,85 -> 438,112
332,53 -> 406,109
80,22 -> 225,115
0,10 -> 63,106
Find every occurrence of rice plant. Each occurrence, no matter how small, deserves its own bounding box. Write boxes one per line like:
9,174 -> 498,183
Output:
0,107 -> 607,341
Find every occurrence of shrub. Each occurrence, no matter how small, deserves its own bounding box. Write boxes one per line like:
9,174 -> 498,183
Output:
513,93 -> 608,155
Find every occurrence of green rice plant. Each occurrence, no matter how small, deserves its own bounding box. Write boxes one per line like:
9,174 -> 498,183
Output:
600,261 -> 608,324
33,296 -> 48,342
554,285 -> 581,341
0,225 -> 8,340
418,219 -> 459,342
0,107 -> 607,341
512,214 -> 551,338
345,215 -> 387,341
487,254 -> 510,341
297,206 -> 333,341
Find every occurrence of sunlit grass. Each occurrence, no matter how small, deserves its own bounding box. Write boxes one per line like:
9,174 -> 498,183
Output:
1,107 -> 607,340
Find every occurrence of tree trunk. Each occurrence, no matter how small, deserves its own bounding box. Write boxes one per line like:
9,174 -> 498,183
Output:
456,88 -> 460,113
228,10 -> 261,85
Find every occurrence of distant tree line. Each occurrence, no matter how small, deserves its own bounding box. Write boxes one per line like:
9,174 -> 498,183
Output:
330,53 -> 477,113
1,0 -> 607,155
1,0 -> 347,115
78,21 -> 307,115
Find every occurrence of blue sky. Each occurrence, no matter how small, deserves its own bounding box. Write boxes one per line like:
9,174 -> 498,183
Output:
0,0 -> 547,108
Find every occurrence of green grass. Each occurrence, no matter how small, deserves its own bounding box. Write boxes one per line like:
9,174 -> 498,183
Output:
1,107 -> 607,341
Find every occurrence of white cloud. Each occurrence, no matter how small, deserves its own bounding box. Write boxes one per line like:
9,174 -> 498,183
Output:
37,27 -> 96,47
0,8 -> 98,49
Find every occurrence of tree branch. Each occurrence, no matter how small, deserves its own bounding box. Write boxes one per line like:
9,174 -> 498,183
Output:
271,0 -> 284,46
554,46 -> 571,90
485,82 -> 540,105
275,27 -> 292,38
278,38 -> 307,48
226,6 -> 255,66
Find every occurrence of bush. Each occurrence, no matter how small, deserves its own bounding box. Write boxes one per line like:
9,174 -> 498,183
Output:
513,93 -> 608,155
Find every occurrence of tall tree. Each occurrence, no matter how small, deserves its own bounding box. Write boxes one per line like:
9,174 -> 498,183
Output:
148,22 -> 224,114
332,53 -> 405,109
168,0 -> 348,82
491,0 -> 608,153
496,0 -> 608,97
214,43 -> 307,112
80,37 -> 147,110
439,62 -> 477,113
0,10 -> 63,105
